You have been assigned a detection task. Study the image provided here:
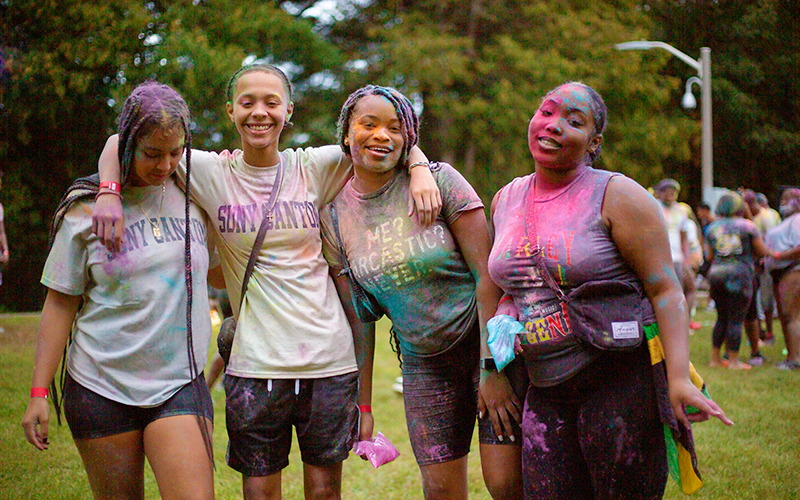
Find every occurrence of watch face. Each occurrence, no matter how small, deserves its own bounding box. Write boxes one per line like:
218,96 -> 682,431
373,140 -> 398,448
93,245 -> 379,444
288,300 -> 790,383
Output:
481,358 -> 497,371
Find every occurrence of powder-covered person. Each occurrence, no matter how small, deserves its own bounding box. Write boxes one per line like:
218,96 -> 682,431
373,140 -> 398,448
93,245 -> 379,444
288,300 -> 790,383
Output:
319,85 -> 507,500
22,81 -> 220,499
487,82 -> 732,500
91,64 -> 442,500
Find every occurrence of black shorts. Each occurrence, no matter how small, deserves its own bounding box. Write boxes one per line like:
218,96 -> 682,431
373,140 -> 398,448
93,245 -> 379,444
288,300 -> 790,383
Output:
401,326 -> 479,465
224,372 -> 359,476
64,372 -> 213,440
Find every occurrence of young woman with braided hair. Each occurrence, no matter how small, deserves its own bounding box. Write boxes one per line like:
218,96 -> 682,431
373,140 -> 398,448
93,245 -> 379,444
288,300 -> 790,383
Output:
21,81 -> 221,499
319,85 -> 504,500
91,65 -> 441,500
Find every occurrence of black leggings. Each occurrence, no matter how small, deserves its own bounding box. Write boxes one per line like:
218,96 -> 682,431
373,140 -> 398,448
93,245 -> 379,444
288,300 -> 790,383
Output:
521,347 -> 667,500
708,266 -> 754,351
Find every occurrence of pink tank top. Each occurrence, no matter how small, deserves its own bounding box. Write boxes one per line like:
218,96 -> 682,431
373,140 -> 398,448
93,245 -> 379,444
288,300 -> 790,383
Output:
489,168 -> 654,386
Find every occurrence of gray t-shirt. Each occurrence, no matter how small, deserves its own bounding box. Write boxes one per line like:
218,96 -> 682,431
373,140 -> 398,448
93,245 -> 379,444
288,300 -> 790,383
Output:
320,163 -> 483,356
42,177 -> 216,406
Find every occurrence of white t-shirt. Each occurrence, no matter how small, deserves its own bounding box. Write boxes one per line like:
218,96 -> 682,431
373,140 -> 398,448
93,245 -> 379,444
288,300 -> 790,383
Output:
42,178 -> 215,406
766,213 -> 800,272
660,201 -> 690,263
181,146 -> 357,379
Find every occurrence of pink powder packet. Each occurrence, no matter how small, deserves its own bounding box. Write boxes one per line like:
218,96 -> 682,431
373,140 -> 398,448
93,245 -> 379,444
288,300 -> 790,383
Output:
352,431 -> 400,468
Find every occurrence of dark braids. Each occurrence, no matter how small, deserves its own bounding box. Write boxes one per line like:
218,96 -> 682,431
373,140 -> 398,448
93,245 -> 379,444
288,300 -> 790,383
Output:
544,82 -> 607,164
336,85 -> 420,169
337,85 -> 421,366
47,82 -> 212,461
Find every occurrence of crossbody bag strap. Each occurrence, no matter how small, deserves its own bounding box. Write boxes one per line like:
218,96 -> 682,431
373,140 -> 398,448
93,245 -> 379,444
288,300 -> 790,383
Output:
238,153 -> 286,309
328,201 -> 353,278
524,174 -> 568,302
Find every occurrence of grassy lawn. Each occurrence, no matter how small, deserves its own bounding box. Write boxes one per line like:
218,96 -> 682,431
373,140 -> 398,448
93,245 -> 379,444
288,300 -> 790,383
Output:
1,309 -> 798,499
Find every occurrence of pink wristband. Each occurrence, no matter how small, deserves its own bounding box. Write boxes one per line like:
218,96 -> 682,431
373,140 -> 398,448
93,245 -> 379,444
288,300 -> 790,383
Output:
99,181 -> 121,193
30,387 -> 49,399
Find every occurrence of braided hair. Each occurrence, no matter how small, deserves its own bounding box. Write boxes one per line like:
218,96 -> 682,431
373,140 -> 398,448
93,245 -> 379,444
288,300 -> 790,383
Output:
336,85 -> 420,170
336,85 -> 421,365
47,83 -> 211,459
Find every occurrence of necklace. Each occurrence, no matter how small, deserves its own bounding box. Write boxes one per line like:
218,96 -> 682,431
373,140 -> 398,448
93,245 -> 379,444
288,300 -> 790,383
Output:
138,183 -> 166,237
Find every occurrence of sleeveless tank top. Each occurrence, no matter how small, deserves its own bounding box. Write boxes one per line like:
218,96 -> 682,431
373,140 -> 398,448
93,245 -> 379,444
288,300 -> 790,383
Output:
489,168 -> 654,386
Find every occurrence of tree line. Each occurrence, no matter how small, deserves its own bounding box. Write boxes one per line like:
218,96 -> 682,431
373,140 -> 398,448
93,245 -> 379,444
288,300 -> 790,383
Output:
1,0 -> 798,311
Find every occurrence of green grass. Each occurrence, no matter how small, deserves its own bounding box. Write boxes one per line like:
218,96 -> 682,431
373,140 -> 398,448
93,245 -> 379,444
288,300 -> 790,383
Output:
1,310 -> 798,499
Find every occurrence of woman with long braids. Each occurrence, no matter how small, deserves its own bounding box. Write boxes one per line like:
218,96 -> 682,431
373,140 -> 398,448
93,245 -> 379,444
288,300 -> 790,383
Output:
21,82 -> 220,499
91,65 -> 440,500
487,82 -> 731,499
319,85 -> 505,500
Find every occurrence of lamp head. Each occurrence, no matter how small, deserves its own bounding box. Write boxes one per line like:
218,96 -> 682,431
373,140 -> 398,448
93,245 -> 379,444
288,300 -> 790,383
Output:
681,91 -> 697,109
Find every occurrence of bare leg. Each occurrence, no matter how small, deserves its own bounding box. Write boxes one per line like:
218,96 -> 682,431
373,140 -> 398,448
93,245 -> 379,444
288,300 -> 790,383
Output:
144,415 -> 214,500
243,473 -> 282,500
74,430 -> 145,500
479,443 -> 523,500
744,319 -> 762,357
419,456 -> 469,500
303,462 -> 342,500
777,271 -> 800,364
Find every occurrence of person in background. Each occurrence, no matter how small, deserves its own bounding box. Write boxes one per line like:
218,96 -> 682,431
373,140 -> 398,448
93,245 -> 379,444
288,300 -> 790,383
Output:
745,191 -> 782,345
21,81 -> 219,500
656,179 -> 701,331
764,188 -> 800,371
705,191 -> 775,370
488,82 -> 731,500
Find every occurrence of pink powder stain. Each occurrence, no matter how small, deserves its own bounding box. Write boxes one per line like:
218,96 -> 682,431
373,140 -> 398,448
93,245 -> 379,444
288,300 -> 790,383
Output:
522,416 -> 550,452
298,342 -> 310,361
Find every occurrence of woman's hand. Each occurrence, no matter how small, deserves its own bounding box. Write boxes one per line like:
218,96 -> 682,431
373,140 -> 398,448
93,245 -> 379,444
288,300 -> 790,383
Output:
92,193 -> 125,252
479,370 -> 521,442
358,410 -> 375,443
407,165 -> 442,226
21,397 -> 51,451
669,377 -> 733,427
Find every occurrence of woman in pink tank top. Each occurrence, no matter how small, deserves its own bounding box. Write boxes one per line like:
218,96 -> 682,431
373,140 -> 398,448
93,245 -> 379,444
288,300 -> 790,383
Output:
486,82 -> 732,500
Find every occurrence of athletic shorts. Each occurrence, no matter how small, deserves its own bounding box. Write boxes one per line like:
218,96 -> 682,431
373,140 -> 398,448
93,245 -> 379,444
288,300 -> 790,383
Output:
478,355 -> 528,445
64,372 -> 213,440
224,372 -> 359,477
401,325 -> 479,466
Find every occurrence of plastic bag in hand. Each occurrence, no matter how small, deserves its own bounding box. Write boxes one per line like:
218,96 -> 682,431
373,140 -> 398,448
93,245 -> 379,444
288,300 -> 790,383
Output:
352,431 -> 400,469
487,314 -> 526,372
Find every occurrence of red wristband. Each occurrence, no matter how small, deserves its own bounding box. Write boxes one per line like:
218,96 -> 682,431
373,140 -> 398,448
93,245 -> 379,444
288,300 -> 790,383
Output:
30,387 -> 49,399
99,181 -> 121,193
358,405 -> 372,413
498,295 -> 512,305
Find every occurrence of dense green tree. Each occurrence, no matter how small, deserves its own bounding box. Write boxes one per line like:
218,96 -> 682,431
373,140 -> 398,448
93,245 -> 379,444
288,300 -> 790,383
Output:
645,0 -> 800,203
0,0 -> 343,311
327,0 -> 698,202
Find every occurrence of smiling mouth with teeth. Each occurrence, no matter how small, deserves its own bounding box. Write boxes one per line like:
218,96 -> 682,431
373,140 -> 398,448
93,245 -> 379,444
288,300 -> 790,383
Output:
538,137 -> 561,148
248,124 -> 272,131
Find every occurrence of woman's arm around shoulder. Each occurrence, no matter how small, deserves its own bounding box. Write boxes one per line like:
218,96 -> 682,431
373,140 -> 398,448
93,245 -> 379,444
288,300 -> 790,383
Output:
603,176 -> 732,427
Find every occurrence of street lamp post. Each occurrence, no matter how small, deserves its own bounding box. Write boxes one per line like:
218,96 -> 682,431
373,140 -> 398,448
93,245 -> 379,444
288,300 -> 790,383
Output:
616,41 -> 713,203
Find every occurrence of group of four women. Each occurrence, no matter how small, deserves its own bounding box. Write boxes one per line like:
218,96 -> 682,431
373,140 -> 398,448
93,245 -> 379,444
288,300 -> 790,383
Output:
22,63 -> 731,500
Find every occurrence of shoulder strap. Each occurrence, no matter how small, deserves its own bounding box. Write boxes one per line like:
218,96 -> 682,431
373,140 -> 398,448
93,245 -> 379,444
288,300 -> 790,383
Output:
524,174 -> 568,301
328,200 -> 353,277
238,153 -> 286,310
